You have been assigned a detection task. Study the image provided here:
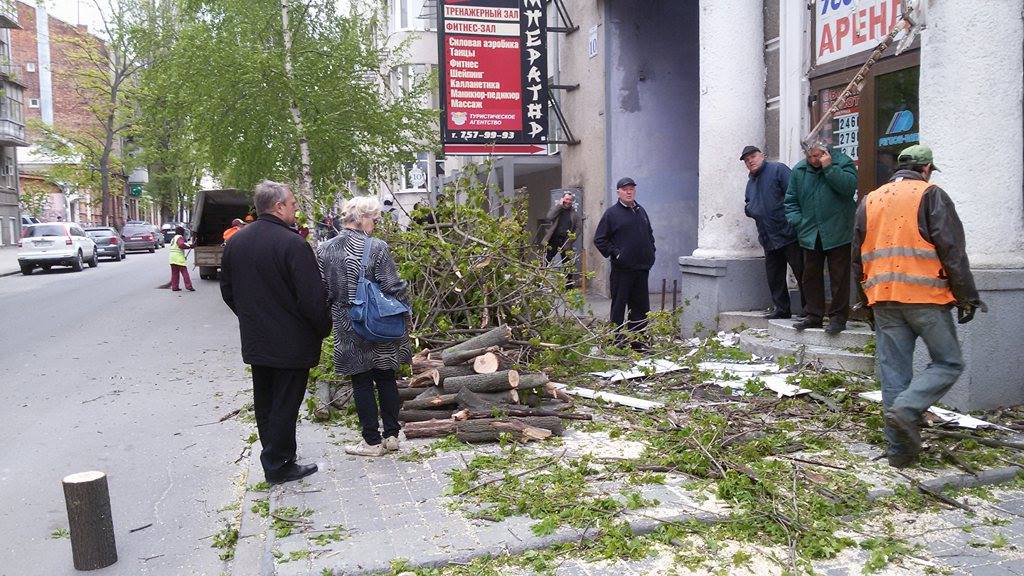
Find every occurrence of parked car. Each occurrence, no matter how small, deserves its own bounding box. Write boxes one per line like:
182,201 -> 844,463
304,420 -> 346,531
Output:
161,223 -> 191,244
85,227 -> 126,261
121,222 -> 160,253
151,224 -> 165,248
20,215 -> 41,237
17,222 -> 98,274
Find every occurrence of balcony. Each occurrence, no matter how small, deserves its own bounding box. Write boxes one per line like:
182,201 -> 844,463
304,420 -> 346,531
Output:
0,118 -> 27,146
0,1 -> 18,29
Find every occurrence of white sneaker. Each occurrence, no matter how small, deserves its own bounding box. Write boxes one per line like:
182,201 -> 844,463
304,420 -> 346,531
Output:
383,435 -> 400,452
344,440 -> 385,457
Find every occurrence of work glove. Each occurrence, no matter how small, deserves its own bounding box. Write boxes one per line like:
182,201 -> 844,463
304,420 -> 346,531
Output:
957,300 -> 988,324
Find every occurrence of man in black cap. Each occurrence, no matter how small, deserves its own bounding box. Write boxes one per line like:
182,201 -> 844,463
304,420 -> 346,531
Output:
741,145 -> 804,319
594,177 -> 656,347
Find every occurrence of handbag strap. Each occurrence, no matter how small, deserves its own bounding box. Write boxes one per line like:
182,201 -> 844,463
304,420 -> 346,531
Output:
358,234 -> 373,279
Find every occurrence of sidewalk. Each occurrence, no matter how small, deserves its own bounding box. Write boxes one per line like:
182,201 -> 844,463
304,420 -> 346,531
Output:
0,245 -> 21,276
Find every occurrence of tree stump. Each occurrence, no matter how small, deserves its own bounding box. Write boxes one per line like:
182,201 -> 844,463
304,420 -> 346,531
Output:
62,471 -> 118,571
443,370 -> 520,394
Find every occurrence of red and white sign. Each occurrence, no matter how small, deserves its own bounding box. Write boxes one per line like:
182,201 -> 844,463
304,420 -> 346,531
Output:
815,0 -> 903,65
439,0 -> 549,156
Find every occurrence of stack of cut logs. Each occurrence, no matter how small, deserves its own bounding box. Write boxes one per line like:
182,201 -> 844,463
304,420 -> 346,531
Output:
398,325 -> 587,443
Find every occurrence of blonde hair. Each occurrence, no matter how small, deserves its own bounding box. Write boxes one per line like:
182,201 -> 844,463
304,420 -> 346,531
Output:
341,196 -> 382,224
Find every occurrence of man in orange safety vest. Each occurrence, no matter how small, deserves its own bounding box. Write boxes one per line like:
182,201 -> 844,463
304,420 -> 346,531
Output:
852,144 -> 986,468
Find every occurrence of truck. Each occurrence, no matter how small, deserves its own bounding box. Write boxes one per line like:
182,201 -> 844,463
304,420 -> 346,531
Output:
190,188 -> 251,280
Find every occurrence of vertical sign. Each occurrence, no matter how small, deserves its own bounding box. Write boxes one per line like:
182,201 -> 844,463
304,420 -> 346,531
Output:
439,0 -> 549,156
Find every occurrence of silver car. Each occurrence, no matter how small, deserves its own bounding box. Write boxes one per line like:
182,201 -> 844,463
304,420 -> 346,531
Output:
121,223 -> 159,252
86,227 -> 126,261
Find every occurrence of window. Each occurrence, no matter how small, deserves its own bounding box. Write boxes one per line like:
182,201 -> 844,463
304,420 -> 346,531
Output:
25,62 -> 35,72
391,0 -> 428,31
28,98 -> 39,109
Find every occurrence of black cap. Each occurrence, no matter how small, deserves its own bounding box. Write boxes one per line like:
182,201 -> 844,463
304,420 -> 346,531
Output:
740,145 -> 761,160
616,177 -> 636,189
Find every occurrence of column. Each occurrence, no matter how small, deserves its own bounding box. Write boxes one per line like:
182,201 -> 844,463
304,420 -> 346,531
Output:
678,0 -> 767,336
918,2 -> 1024,410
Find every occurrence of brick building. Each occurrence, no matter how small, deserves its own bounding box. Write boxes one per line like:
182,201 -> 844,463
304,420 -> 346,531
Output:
0,1 -> 27,246
11,0 -> 132,227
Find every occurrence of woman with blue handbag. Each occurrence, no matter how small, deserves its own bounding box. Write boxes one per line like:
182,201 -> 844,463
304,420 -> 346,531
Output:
318,196 -> 411,457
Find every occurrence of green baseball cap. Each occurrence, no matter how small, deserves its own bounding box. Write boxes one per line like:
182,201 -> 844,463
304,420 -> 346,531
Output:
898,144 -> 940,171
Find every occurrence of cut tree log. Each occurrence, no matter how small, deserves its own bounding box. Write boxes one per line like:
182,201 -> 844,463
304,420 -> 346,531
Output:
472,351 -> 511,374
398,387 -> 425,401
443,370 -> 520,394
62,470 -> 118,570
402,394 -> 458,410
399,409 -> 456,423
410,370 -> 438,388
455,387 -> 519,412
431,365 -> 478,386
455,416 -> 563,443
442,345 -> 499,366
329,385 -> 353,410
516,373 -> 550,390
455,408 -> 592,421
403,419 -> 456,439
412,351 -> 444,373
545,382 -> 574,403
444,325 -> 513,354
413,386 -> 444,401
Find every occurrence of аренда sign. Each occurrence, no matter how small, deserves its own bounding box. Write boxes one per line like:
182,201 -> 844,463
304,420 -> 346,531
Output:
439,0 -> 549,156
816,0 -> 903,66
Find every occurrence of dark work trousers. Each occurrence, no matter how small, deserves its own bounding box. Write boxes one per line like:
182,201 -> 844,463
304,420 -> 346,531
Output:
546,236 -> 576,288
801,236 -> 852,322
251,365 -> 310,478
764,242 -> 805,315
351,368 -> 401,445
609,268 -> 651,335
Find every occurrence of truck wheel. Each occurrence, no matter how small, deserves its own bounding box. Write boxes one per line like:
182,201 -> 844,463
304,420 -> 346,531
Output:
199,266 -> 217,280
20,264 -> 32,275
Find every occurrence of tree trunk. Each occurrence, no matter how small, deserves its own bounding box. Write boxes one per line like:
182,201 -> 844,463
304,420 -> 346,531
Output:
441,345 -> 499,366
413,386 -> 444,400
398,387 -> 425,401
402,419 -> 456,439
399,409 -> 456,423
62,471 -> 118,570
431,364 -> 477,386
443,370 -> 520,394
515,373 -> 549,390
402,393 -> 458,410
279,0 -> 314,201
455,387 -> 519,412
454,417 -> 561,443
410,370 -> 437,387
443,325 -> 513,354
455,408 -> 591,421
472,351 -> 511,374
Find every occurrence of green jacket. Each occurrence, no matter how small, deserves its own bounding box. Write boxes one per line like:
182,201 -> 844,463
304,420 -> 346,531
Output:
784,149 -> 858,250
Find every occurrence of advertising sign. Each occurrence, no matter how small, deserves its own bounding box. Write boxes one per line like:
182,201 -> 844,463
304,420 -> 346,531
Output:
819,85 -> 860,164
815,0 -> 903,65
438,0 -> 549,156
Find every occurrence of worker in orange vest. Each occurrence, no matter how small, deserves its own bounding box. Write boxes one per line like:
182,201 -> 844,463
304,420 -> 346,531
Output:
223,218 -> 245,243
852,144 -> 986,469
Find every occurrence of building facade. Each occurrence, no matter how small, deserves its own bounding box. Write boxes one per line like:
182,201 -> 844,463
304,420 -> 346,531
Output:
10,0 -> 134,228
0,1 -> 28,247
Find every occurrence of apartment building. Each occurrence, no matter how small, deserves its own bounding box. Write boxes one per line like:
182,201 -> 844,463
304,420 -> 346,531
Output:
0,1 -> 27,246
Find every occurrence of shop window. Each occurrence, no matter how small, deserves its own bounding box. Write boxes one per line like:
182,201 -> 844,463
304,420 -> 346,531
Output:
874,66 -> 919,186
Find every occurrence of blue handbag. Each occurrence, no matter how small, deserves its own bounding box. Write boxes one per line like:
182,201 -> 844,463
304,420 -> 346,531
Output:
349,237 -> 409,342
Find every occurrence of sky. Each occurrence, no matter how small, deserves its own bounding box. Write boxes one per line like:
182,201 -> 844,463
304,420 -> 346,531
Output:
41,0 -> 107,35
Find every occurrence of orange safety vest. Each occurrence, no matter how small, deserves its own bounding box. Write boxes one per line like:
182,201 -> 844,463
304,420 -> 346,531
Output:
223,226 -> 239,242
861,179 -> 956,306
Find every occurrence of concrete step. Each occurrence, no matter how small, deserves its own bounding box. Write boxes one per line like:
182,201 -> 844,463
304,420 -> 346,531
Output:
718,311 -> 771,333
767,319 -> 874,351
738,329 -> 875,374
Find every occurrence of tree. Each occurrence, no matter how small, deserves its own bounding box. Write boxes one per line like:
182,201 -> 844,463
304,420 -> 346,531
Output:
18,180 -> 52,219
33,0 -> 148,226
138,0 -> 435,212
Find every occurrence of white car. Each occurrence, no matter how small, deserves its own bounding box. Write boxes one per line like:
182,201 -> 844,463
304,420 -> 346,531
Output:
17,222 -> 99,275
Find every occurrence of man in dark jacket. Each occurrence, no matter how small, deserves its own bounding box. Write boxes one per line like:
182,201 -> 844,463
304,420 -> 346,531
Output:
594,177 -> 656,346
741,145 -> 804,319
541,191 -> 582,288
853,144 -> 985,468
784,143 -> 859,334
221,180 -> 331,485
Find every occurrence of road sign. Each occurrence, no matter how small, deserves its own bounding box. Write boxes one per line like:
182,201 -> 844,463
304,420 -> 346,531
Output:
438,0 -> 549,156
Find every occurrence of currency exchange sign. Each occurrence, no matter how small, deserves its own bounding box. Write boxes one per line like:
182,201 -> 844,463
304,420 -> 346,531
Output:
438,0 -> 549,156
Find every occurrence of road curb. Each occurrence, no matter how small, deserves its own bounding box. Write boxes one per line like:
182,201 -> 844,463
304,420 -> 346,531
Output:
230,442 -> 275,576
867,465 -> 1023,501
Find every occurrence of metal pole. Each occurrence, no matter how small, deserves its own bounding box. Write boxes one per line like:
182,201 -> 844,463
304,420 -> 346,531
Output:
672,279 -> 678,312
661,278 -> 667,311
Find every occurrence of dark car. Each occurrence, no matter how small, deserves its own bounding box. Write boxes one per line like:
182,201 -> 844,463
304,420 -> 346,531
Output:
161,223 -> 191,244
121,223 -> 160,252
85,227 -> 126,261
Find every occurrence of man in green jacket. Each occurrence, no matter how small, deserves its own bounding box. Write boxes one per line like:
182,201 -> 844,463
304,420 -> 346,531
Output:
784,144 -> 859,334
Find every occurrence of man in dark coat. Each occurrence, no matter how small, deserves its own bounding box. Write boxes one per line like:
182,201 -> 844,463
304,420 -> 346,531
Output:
594,177 -> 656,347
220,180 -> 331,485
541,191 -> 582,288
784,143 -> 859,334
741,145 -> 804,319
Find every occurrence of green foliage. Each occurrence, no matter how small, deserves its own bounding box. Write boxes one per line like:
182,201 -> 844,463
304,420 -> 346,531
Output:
249,481 -> 271,492
859,536 -> 918,574
271,506 -> 314,538
251,498 -> 270,518
309,526 -> 347,546
49,528 -> 70,540
400,435 -> 473,462
211,525 -> 239,560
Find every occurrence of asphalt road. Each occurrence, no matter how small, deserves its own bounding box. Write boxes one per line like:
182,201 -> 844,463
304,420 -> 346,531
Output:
0,249 -> 253,575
